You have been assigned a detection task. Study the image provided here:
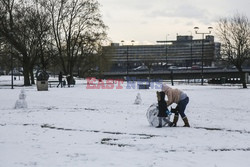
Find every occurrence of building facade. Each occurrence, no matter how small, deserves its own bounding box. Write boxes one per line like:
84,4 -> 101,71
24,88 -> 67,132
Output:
105,35 -> 221,72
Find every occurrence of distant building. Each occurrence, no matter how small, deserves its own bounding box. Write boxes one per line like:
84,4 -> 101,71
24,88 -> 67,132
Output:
104,35 -> 221,72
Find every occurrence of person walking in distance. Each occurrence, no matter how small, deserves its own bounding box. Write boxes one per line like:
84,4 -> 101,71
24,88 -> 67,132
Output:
57,71 -> 63,88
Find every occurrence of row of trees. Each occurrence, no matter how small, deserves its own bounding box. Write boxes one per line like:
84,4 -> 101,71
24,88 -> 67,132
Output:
0,0 -> 109,86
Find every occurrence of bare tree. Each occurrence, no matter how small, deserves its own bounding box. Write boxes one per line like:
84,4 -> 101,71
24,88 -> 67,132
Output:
0,40 -> 12,73
0,0 -> 33,85
216,13 -> 250,88
0,0 -> 51,85
44,0 -> 107,79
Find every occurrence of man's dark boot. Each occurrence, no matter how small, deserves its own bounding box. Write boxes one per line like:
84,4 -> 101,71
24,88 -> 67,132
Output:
182,116 -> 190,127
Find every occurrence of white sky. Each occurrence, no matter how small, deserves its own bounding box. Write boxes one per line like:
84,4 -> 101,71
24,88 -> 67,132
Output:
99,0 -> 250,45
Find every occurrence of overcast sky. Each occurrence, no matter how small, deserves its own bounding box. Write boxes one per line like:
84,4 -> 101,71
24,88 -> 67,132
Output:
99,0 -> 250,45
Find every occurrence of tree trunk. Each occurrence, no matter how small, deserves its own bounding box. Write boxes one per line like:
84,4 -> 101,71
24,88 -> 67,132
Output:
240,72 -> 247,88
238,68 -> 247,88
30,67 -> 35,85
23,57 -> 31,86
23,67 -> 30,86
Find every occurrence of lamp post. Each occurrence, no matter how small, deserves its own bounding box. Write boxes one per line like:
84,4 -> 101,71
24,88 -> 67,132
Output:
194,26 -> 213,85
11,43 -> 14,89
121,40 -> 128,78
165,34 -> 169,70
131,40 -> 135,45
121,40 -> 135,79
188,31 -> 193,67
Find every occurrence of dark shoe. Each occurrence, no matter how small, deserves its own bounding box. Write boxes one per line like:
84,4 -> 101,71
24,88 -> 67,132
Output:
155,125 -> 162,128
168,122 -> 174,127
169,122 -> 177,127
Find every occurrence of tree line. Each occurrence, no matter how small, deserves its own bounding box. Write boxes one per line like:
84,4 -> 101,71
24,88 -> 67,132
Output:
1,1 -> 250,88
0,0 -> 109,86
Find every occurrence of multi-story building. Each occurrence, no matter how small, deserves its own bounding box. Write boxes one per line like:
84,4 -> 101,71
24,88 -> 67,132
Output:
104,35 -> 221,72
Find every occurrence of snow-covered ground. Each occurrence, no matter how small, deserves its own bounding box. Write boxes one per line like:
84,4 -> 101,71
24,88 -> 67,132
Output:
1,76 -> 250,167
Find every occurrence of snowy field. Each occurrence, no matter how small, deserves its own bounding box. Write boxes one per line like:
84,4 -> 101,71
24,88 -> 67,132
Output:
1,76 -> 250,167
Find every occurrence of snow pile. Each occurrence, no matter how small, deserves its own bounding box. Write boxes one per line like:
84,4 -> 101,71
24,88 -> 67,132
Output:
14,89 -> 27,109
1,77 -> 250,167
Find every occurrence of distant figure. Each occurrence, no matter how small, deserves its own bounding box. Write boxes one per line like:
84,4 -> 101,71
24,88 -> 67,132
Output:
170,70 -> 174,86
66,75 -> 71,87
57,72 -> 63,88
66,75 -> 75,87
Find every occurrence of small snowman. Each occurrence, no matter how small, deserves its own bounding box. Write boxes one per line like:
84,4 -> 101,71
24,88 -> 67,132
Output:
134,93 -> 142,105
14,89 -> 28,109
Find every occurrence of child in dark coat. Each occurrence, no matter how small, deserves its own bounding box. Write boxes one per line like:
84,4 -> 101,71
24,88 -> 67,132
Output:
156,91 -> 173,128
